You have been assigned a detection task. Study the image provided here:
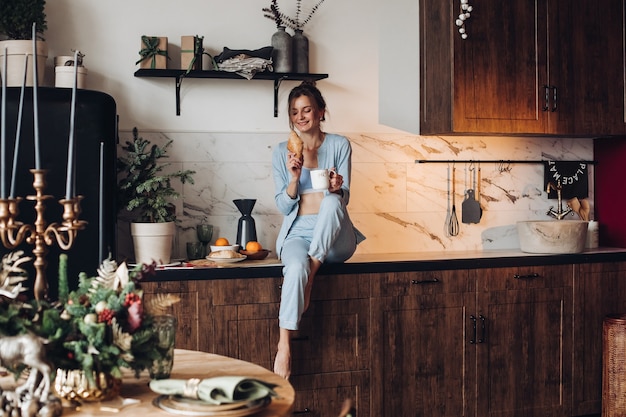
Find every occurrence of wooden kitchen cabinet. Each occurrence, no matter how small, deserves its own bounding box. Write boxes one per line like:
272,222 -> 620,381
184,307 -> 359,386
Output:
142,280 -> 206,351
370,269 -> 475,417
419,0 -> 625,136
211,273 -> 371,417
572,262 -> 626,416
567,0 -> 626,135
473,265 -> 573,417
371,265 -> 572,417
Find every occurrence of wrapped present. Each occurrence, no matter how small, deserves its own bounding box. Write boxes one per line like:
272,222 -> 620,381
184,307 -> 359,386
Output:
137,36 -> 168,69
181,35 -> 205,72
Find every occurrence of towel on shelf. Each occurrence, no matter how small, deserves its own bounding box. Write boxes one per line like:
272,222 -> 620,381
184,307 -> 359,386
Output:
544,161 -> 589,200
149,376 -> 278,405
217,55 -> 273,79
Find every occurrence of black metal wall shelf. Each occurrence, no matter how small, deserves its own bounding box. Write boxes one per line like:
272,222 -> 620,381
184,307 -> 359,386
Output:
134,69 -> 329,116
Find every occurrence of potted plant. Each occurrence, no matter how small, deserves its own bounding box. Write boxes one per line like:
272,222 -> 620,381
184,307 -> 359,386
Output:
117,128 -> 195,265
0,0 -> 48,86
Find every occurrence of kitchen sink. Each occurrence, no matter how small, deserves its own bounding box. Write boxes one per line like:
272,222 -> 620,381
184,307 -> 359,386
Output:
517,220 -> 588,254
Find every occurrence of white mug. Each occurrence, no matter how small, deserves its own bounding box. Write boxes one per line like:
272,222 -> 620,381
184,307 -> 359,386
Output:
310,169 -> 330,190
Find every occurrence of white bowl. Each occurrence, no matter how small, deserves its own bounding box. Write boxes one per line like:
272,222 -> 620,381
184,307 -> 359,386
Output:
210,244 -> 239,253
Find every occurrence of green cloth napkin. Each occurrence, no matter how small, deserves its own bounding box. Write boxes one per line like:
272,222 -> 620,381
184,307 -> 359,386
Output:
149,376 -> 278,405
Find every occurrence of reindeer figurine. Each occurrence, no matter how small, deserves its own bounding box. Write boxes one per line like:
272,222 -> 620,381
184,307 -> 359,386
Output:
0,333 -> 51,401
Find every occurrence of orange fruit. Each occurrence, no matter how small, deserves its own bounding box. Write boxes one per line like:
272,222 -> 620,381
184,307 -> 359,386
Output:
215,237 -> 230,246
245,241 -> 263,252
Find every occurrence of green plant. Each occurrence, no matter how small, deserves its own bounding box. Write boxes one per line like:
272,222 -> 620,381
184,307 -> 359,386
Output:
0,0 -> 47,40
117,128 -> 195,223
0,252 -> 180,380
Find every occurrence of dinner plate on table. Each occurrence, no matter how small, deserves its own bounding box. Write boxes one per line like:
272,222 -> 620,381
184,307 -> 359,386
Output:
153,395 -> 270,416
128,261 -> 182,268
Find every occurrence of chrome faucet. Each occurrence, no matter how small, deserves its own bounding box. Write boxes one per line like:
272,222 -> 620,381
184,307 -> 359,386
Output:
546,180 -> 573,220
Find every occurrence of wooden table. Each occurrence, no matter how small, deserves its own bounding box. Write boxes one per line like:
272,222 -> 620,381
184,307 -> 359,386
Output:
2,349 -> 295,417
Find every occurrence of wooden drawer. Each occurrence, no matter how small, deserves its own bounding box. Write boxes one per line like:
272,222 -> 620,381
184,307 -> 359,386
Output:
211,277 -> 282,305
474,264 -> 573,292
371,269 -> 471,298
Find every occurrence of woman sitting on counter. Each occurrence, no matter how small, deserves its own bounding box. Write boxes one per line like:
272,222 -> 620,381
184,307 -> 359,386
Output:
271,82 -> 365,379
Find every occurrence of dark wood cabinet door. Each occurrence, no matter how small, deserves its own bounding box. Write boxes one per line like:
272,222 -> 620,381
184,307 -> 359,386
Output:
452,0 -> 554,134
371,270 -> 474,417
474,265 -> 572,417
573,262 -> 626,416
211,277 -> 282,370
142,280 -> 203,351
568,0 -> 626,135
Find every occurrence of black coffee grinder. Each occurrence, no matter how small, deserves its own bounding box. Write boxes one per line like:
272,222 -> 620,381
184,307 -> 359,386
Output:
234,199 -> 257,250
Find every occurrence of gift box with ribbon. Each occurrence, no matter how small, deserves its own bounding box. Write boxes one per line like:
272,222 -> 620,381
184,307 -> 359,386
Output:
181,35 -> 205,72
137,36 -> 168,69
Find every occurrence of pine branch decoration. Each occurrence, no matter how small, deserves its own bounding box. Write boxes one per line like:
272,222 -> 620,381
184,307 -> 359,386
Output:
0,251 -> 31,299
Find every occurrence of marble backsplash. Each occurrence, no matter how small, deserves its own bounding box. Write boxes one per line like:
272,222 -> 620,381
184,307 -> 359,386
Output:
115,131 -> 594,261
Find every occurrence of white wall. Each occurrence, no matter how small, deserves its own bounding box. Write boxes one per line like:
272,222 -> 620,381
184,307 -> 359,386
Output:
42,1 -> 595,261
44,0 -> 398,134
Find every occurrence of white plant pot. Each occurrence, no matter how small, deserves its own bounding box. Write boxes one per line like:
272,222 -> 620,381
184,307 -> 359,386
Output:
55,65 -> 87,89
130,222 -> 176,265
0,39 -> 48,87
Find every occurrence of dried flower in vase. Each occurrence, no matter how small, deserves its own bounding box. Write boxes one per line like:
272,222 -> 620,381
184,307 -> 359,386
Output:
263,0 -> 326,31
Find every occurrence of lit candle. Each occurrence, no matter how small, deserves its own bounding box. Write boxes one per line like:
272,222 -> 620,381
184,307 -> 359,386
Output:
99,142 -> 104,260
32,23 -> 40,170
65,49 -> 78,199
9,54 -> 28,199
1,46 -> 6,199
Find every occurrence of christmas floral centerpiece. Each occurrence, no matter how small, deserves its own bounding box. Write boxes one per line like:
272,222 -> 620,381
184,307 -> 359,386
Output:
0,251 -> 179,402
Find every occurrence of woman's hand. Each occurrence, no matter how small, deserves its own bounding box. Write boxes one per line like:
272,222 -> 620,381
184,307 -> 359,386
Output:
329,168 -> 343,194
287,152 -> 302,178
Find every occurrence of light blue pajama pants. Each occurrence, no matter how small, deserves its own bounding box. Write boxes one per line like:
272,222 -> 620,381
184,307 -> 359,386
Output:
278,193 -> 358,330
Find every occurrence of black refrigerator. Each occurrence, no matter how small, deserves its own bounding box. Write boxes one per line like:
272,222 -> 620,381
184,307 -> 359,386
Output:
0,86 -> 117,298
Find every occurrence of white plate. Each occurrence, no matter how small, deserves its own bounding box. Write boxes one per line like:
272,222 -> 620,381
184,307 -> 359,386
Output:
206,255 -> 247,263
128,261 -> 181,268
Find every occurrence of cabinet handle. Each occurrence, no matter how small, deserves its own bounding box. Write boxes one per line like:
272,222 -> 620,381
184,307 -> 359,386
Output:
293,408 -> 311,414
478,314 -> 486,343
551,85 -> 558,112
513,273 -> 540,280
291,336 -> 310,342
469,315 -> 477,344
543,85 -> 550,111
411,277 -> 439,285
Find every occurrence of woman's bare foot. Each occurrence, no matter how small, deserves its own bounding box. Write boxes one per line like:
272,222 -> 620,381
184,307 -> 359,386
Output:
274,328 -> 292,379
303,257 -> 322,312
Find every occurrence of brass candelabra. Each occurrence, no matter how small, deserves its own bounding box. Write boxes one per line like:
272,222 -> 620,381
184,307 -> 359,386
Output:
0,169 -> 86,300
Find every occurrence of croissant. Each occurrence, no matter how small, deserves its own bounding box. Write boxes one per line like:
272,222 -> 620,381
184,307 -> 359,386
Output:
287,130 -> 303,160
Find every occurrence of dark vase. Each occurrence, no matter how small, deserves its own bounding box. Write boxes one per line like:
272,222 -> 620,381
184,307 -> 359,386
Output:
271,26 -> 293,73
293,29 -> 309,73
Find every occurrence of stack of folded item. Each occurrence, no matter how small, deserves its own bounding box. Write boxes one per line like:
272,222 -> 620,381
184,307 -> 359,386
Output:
214,47 -> 274,79
150,376 -> 278,415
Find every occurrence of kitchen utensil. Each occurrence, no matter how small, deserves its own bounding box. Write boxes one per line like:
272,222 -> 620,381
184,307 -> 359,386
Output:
449,167 -> 459,236
462,165 -> 482,224
444,165 -> 452,236
234,199 -> 258,250
579,198 -> 590,221
477,164 -> 483,220
567,197 -> 581,219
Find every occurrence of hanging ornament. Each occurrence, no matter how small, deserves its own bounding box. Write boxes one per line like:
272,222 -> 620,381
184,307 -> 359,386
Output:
455,0 -> 473,40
